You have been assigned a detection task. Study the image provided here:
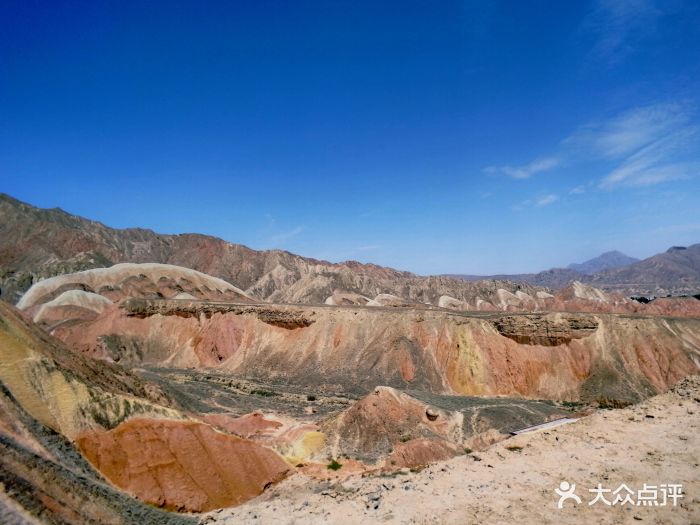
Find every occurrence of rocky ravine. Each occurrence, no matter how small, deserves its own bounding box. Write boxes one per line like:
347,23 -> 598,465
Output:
203,375 -> 700,525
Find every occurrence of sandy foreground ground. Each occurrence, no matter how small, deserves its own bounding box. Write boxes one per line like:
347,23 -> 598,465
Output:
201,377 -> 700,525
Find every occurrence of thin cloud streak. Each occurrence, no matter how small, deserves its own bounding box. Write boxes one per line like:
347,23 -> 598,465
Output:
596,105 -> 699,188
567,103 -> 693,159
490,101 -> 699,191
512,193 -> 559,211
485,156 -> 559,180
535,194 -> 559,207
584,0 -> 661,65
270,226 -> 304,243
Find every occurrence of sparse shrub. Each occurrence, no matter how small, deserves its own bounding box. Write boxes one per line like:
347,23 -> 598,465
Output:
561,401 -> 581,408
327,459 -> 343,471
307,394 -> 317,401
251,389 -> 279,397
597,397 -> 632,409
505,445 -> 523,452
463,447 -> 472,454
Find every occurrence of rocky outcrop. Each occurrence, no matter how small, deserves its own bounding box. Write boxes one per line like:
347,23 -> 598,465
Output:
558,281 -> 610,302
491,314 -> 599,346
320,387 -> 567,466
76,418 -> 292,512
384,438 -> 462,469
321,387 -> 464,463
200,412 -> 283,439
438,295 -> 469,310
125,298 -> 315,329
367,294 -> 422,307
324,291 -> 371,306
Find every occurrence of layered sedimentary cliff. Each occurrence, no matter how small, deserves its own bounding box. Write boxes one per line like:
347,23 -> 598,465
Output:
38,297 -> 700,404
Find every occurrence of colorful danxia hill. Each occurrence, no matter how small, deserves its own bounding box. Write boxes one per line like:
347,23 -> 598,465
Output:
0,194 -> 699,524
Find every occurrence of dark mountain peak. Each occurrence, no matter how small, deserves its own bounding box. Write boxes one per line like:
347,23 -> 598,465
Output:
567,250 -> 639,274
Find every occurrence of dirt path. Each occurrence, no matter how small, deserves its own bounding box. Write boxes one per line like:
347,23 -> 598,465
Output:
201,377 -> 700,525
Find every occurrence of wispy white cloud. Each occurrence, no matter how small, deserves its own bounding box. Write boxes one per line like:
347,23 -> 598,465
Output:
559,101 -> 699,188
535,194 -> 559,207
485,156 -> 559,180
584,0 -> 661,65
490,100 -> 698,196
601,162 -> 700,188
592,103 -> 699,188
567,103 -> 692,158
512,193 -> 559,211
270,226 -> 304,243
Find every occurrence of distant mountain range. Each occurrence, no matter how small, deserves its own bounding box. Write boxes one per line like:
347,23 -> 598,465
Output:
449,246 -> 700,296
1,193 -> 698,301
0,193 -> 539,305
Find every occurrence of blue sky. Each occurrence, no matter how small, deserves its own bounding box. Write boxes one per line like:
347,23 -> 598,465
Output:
1,1 -> 699,274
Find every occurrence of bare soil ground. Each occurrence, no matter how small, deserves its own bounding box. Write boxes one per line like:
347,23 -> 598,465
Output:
201,376 -> 700,525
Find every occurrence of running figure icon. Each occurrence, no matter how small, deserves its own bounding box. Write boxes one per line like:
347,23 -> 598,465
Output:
555,481 -> 582,509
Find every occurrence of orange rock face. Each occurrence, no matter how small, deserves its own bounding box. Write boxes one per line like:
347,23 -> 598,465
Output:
201,412 -> 283,439
76,418 -> 292,512
385,438 -> 460,469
